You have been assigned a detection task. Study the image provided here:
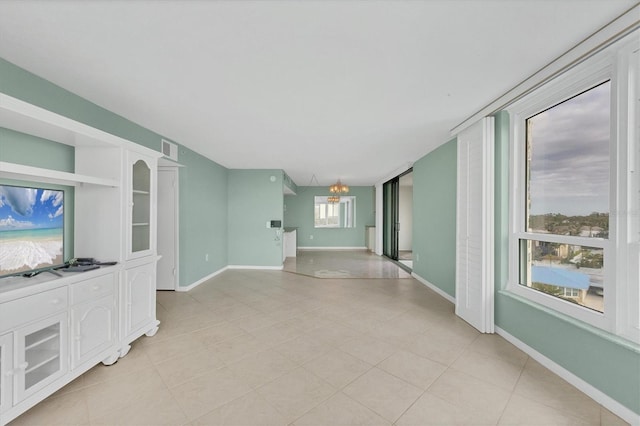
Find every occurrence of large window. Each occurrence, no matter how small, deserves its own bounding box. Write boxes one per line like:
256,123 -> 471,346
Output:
507,31 -> 639,343
314,196 -> 356,228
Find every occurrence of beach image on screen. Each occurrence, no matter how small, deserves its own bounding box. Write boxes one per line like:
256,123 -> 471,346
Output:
0,185 -> 64,277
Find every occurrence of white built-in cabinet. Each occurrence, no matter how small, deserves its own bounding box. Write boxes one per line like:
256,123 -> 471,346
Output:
0,93 -> 161,425
0,334 -> 12,415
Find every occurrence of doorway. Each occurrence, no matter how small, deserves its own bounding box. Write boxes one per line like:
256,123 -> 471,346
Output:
383,169 -> 413,269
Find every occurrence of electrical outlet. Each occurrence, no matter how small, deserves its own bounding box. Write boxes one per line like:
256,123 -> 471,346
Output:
205,254 -> 209,262
310,235 -> 314,240
415,253 -> 419,262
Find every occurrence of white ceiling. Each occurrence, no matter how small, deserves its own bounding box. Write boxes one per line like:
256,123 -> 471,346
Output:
0,1 -> 635,187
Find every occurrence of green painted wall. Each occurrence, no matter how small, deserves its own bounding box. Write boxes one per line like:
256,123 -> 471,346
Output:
227,170 -> 284,267
178,147 -> 228,287
492,111 -> 640,415
411,139 -> 457,297
284,186 -> 374,248
0,57 -> 229,287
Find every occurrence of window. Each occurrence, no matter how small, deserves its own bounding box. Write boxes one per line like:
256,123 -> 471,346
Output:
314,196 -> 356,228
507,31 -> 639,343
314,199 -> 340,228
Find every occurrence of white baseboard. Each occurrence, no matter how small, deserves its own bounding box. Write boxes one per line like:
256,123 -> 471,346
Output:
227,265 -> 284,270
411,272 -> 456,304
297,246 -> 367,250
176,266 -> 228,292
496,326 -> 640,425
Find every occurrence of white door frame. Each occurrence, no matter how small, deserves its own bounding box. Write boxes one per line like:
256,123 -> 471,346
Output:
157,166 -> 179,290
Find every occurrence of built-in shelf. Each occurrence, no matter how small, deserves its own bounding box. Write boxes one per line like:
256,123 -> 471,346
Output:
0,161 -> 119,188
132,190 -> 149,195
25,352 -> 59,375
132,223 -> 150,227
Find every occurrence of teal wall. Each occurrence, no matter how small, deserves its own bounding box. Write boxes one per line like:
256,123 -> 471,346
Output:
227,170 -> 284,267
492,111 -> 640,415
284,186 -> 374,248
0,58 -> 229,287
411,139 -> 457,297
178,147 -> 228,287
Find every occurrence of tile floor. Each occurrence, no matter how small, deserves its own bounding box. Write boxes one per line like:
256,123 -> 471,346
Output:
10,260 -> 629,425
283,250 -> 412,279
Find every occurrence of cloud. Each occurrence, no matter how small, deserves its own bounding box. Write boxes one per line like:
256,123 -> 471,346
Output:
48,205 -> 64,219
527,81 -> 610,215
0,186 -> 37,217
41,190 -> 63,207
0,215 -> 34,230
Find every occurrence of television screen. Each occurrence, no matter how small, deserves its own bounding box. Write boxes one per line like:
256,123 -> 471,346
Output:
0,184 -> 65,278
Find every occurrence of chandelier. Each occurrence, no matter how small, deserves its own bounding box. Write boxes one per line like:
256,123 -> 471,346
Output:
329,180 -> 349,194
328,180 -> 349,203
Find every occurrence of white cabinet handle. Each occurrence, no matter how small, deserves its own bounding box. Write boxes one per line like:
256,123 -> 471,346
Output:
18,362 -> 28,370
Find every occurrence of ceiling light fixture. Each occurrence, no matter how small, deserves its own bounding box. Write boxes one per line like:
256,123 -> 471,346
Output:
328,180 -> 349,203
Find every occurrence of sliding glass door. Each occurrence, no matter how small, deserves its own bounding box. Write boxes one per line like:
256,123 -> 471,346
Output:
383,176 -> 399,260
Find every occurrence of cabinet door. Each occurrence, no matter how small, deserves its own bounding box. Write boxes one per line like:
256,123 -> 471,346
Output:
14,313 -> 68,403
0,333 -> 13,415
123,263 -> 157,338
127,152 -> 157,260
70,295 -> 116,370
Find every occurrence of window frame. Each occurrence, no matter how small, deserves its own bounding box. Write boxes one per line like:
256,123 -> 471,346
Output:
506,32 -> 639,343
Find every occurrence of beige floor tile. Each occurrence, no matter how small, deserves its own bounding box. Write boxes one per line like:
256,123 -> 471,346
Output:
81,343 -> 155,386
9,389 -> 89,426
91,387 -> 189,425
190,321 -> 247,347
377,349 -> 447,390
191,391 -> 288,426
450,349 -> 525,391
208,332 -> 270,364
514,359 -> 602,423
256,367 -> 336,423
142,332 -> 210,365
170,367 -> 253,421
402,331 -> 468,366
249,320 -> 306,346
303,323 -> 365,348
274,334 -> 333,365
427,368 -> 512,425
498,394 -> 599,425
468,333 -> 529,367
302,348 -> 372,389
226,348 -> 298,388
396,392 -> 494,426
338,335 -> 398,365
84,367 -> 169,421
600,407 -> 630,426
342,367 -> 423,422
155,348 -> 225,388
293,392 -> 391,426
230,312 -> 281,332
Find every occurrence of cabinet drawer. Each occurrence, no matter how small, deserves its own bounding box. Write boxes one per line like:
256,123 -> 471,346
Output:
0,287 -> 68,334
70,274 -> 115,306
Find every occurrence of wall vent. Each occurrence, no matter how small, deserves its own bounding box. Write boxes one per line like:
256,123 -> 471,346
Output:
161,139 -> 178,161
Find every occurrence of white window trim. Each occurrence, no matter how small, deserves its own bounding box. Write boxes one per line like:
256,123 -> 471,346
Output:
506,30 -> 639,343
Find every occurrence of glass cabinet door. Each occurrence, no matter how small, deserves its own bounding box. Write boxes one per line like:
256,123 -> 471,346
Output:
14,313 -> 67,402
131,159 -> 151,254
